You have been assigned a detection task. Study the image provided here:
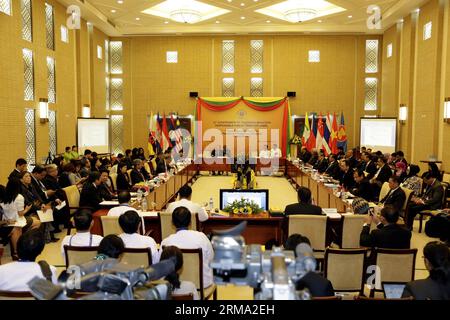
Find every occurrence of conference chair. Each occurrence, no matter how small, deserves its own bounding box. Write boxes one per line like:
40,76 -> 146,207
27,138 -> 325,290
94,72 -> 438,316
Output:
121,248 -> 153,268
62,185 -> 84,235
172,293 -> 194,300
340,215 -> 366,249
418,182 -> 448,233
323,248 -> 367,295
0,291 -> 35,300
100,216 -> 123,236
144,162 -> 152,175
159,212 -> 198,240
287,215 -> 328,263
370,248 -> 417,297
179,248 -> 216,300
109,173 -> 118,192
378,182 -> 391,202
64,245 -> 99,269
399,187 -> 414,224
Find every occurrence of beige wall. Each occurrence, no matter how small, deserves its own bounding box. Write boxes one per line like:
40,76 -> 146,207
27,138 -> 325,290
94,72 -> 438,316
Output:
2,0 -> 450,182
125,35 -> 382,152
383,0 -> 450,171
0,0 -> 108,182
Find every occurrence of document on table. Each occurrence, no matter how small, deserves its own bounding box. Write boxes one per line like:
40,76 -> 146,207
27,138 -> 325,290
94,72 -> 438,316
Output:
100,201 -> 120,206
55,201 -> 66,210
37,209 -> 54,223
8,216 -> 27,227
322,208 -> 342,219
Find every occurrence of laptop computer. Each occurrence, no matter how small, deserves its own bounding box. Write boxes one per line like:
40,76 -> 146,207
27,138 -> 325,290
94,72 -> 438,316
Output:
382,282 -> 407,299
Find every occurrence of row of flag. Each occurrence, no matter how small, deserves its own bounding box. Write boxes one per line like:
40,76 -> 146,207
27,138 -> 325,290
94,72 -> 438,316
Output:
148,112 -> 183,156
300,112 -> 347,155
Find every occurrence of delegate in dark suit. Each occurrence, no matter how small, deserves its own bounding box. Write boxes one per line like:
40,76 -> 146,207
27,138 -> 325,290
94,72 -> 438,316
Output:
284,203 -> 322,215
79,182 -> 104,211
130,168 -> 147,185
324,161 -> 340,180
116,172 -> 131,191
8,169 -> 22,181
407,179 -> 444,229
379,187 -> 406,213
296,272 -> 335,297
360,223 -> 411,249
350,178 -> 374,201
364,160 -> 378,180
340,170 -> 356,190
313,158 -> 329,173
155,159 -> 167,175
402,278 -> 450,300
374,164 -> 393,185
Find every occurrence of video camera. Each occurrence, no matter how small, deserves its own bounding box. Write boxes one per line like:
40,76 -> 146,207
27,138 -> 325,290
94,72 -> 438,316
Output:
210,222 -> 316,300
27,258 -> 176,300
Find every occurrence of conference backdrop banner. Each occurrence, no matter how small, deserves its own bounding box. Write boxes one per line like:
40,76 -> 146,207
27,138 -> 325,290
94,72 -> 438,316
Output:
195,97 -> 291,158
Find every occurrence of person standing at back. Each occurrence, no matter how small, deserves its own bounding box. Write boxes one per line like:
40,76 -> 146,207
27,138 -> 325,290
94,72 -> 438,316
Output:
166,185 -> 209,222
161,207 -> 214,288
8,158 -> 28,182
284,187 -> 322,215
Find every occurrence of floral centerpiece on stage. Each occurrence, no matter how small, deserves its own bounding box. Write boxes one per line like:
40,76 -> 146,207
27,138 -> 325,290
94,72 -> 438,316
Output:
223,198 -> 263,215
290,134 -> 302,145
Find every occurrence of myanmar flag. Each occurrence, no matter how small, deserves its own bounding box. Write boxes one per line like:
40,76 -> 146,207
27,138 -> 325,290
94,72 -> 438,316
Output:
302,112 -> 311,148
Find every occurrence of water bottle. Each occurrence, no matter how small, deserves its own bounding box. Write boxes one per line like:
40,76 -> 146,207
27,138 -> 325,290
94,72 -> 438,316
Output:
142,197 -> 148,212
209,197 -> 214,211
137,189 -> 143,201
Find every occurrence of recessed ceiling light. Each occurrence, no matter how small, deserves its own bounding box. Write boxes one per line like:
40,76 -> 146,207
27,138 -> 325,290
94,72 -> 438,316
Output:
318,20 -> 322,23
111,9 -> 116,13
136,17 -> 141,21
227,0 -> 232,2
266,20 -> 271,23
348,15 -> 352,18
117,0 -> 123,4
415,8 -> 420,13
215,20 -> 220,23
164,21 -> 169,24
240,2 -> 245,6
241,16 -> 245,19
254,0 -> 258,2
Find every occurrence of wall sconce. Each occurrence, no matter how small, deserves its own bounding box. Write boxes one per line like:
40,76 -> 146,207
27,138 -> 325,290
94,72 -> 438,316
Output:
39,98 -> 49,123
82,104 -> 91,118
399,104 -> 407,124
444,98 -> 450,123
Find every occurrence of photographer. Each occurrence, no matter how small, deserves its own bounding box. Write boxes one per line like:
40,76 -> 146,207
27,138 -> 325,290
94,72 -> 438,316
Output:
284,234 -> 335,298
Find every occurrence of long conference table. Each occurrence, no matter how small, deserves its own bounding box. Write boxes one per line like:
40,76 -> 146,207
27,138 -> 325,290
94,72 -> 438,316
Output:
92,159 -> 352,245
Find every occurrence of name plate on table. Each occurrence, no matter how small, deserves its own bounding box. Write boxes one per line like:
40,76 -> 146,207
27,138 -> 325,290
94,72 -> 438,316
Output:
138,211 -> 158,217
322,208 -> 342,219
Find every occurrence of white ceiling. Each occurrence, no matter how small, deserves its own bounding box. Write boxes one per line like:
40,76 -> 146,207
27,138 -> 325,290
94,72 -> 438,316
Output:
56,0 -> 430,36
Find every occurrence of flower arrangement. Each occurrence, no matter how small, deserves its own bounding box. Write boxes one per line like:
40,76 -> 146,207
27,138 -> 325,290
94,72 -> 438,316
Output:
222,197 -> 263,215
290,134 -> 302,145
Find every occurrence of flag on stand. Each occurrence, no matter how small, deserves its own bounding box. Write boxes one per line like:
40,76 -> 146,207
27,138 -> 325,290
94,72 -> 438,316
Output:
337,112 -> 348,152
330,112 -> 338,154
316,113 -> 324,152
148,112 -> 156,156
161,113 -> 172,152
170,114 -> 183,153
301,112 -> 311,149
155,113 -> 163,153
323,113 -> 332,156
308,113 -> 316,151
